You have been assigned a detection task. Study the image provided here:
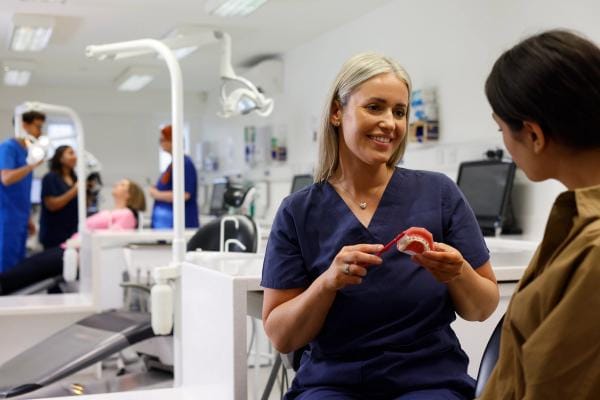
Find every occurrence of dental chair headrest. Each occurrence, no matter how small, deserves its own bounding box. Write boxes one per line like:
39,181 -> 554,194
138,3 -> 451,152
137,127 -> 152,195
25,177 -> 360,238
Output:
223,184 -> 249,208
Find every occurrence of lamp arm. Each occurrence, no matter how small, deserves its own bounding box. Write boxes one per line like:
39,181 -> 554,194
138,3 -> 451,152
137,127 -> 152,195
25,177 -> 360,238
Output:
87,38 -> 185,384
86,39 -> 185,266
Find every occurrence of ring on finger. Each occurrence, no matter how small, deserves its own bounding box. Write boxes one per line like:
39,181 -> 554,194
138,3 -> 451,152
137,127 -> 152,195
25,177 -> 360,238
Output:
343,263 -> 351,275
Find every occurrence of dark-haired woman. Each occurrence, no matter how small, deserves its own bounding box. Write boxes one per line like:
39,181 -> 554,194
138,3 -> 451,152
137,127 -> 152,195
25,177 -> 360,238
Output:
149,125 -> 199,229
39,145 -> 78,249
480,29 -> 600,399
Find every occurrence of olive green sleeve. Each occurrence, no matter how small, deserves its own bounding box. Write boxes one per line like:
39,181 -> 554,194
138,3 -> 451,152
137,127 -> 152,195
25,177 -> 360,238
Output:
522,246 -> 600,399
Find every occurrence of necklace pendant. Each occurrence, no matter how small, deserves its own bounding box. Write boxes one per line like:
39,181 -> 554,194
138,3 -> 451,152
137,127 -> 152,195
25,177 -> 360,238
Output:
359,202 -> 367,210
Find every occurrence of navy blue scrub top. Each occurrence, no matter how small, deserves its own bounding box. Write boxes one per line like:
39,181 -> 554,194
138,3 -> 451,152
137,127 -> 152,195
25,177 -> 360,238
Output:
262,168 -> 490,399
39,171 -> 78,249
151,155 -> 199,229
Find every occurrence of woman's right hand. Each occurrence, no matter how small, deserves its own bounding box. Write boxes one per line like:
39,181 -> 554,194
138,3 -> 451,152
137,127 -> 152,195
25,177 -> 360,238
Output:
320,244 -> 384,292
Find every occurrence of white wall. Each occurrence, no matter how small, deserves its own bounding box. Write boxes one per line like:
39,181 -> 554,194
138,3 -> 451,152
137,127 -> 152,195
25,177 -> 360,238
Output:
2,0 -> 596,235
198,0 -> 599,239
0,86 -> 205,209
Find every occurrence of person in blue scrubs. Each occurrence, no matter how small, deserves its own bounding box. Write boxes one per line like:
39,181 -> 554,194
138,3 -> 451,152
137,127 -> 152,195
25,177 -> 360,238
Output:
0,110 -> 46,272
150,125 -> 199,229
39,145 -> 79,249
261,53 -> 500,400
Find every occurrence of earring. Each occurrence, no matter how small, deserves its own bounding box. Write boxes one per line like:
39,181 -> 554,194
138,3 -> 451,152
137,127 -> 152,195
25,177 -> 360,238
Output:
333,121 -> 340,127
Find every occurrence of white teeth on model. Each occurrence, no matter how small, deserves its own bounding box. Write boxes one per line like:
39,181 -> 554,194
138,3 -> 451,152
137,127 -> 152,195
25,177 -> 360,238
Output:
370,136 -> 391,143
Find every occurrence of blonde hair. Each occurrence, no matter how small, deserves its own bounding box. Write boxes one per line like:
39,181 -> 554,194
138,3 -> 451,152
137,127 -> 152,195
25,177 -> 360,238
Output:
126,180 -> 147,212
314,52 -> 412,183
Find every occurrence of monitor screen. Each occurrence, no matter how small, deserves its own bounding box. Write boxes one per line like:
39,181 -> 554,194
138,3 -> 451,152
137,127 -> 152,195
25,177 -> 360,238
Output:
209,180 -> 228,215
30,177 -> 42,205
291,174 -> 313,194
457,160 -> 516,224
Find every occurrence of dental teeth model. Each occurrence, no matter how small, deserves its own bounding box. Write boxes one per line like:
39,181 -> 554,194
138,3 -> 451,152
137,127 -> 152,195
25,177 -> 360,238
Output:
396,227 -> 434,255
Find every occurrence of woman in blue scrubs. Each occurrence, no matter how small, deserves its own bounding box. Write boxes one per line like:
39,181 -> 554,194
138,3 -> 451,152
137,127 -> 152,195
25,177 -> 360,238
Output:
39,145 -> 79,249
261,53 -> 499,399
150,125 -> 199,229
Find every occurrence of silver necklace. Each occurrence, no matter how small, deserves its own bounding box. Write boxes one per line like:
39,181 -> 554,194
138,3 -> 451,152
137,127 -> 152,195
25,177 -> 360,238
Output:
332,183 -> 370,210
330,171 -> 392,211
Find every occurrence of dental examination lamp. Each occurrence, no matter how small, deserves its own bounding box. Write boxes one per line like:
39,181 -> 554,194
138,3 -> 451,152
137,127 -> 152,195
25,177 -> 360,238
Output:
86,31 -> 274,384
88,29 -> 274,118
215,31 -> 274,118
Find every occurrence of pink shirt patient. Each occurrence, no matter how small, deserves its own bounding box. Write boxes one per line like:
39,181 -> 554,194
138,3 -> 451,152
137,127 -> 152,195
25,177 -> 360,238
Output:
85,209 -> 137,230
62,209 -> 137,248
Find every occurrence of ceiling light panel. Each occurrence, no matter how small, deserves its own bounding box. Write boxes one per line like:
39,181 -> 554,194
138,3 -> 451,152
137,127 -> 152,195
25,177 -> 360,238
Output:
19,0 -> 66,4
9,14 -> 55,52
3,60 -> 35,87
206,0 -> 269,17
114,67 -> 158,92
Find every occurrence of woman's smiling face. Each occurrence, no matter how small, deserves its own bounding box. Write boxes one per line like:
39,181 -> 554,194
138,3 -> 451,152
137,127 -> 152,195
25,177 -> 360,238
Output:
333,72 -> 409,167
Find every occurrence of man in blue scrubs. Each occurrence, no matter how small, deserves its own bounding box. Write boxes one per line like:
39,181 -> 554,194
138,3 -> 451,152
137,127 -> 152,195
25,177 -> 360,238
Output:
0,111 -> 46,272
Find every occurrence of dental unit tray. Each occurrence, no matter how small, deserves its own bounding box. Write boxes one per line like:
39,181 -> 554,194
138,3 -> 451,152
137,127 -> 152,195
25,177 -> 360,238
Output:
0,310 -> 155,398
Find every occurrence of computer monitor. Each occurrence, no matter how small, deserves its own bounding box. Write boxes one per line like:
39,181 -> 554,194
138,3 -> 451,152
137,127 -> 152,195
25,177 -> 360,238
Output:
30,177 -> 42,205
209,179 -> 228,216
456,160 -> 520,236
290,174 -> 313,194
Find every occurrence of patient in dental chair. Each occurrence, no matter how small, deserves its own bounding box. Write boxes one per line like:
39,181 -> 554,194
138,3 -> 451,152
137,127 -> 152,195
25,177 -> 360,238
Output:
0,179 -> 146,295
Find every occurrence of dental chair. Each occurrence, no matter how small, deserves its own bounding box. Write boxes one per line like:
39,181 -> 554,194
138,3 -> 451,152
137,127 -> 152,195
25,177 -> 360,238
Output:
1,171 -> 107,297
10,275 -> 64,296
187,183 -> 258,253
0,186 -> 260,398
186,215 -> 258,253
0,310 -> 154,398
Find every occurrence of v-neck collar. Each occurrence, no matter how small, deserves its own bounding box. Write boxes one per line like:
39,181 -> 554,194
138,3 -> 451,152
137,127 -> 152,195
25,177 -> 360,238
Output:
326,168 -> 398,235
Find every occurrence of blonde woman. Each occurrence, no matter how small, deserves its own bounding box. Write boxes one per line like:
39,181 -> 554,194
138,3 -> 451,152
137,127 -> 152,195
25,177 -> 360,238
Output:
261,53 -> 499,399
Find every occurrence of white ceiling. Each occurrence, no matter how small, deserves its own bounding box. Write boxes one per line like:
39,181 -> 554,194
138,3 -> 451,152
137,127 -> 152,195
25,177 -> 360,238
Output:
0,0 -> 392,92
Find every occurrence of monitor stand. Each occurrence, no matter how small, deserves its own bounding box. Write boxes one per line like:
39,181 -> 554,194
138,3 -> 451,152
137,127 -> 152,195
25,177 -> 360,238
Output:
478,196 -> 522,237
500,196 -> 522,235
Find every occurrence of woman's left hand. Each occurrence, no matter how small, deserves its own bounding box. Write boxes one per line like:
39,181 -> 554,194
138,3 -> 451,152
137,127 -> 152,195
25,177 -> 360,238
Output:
148,186 -> 158,198
412,242 -> 466,283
